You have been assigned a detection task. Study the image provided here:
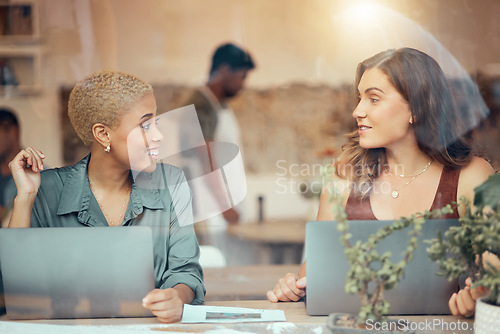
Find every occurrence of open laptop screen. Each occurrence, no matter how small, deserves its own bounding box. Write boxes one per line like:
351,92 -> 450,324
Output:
305,219 -> 459,316
0,226 -> 154,319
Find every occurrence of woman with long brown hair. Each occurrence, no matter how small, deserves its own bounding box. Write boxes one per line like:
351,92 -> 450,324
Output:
267,48 -> 494,317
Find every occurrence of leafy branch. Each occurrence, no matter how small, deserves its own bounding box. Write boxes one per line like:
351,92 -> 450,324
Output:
427,174 -> 500,306
324,174 -> 454,323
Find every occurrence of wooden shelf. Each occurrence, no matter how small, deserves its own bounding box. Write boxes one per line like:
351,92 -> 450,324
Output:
0,0 -> 39,40
0,84 -> 41,96
0,0 -> 41,96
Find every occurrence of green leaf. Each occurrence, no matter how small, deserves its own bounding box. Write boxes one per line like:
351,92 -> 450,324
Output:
474,174 -> 500,211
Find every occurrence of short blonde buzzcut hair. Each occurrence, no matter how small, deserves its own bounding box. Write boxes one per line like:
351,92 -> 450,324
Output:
68,70 -> 153,146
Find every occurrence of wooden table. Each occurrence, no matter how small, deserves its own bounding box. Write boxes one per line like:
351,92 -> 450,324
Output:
227,219 -> 308,264
204,264 -> 301,301
2,300 -> 475,333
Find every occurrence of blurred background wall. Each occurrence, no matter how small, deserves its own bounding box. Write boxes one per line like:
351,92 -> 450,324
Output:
1,0 -> 499,221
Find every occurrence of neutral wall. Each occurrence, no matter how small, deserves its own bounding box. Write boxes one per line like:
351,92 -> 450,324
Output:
1,0 -> 499,220
6,0 -> 500,162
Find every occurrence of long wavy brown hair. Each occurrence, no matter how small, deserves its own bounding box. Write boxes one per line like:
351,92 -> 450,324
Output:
334,48 -> 474,198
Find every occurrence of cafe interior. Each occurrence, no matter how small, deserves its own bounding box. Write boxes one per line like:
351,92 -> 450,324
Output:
0,0 -> 499,331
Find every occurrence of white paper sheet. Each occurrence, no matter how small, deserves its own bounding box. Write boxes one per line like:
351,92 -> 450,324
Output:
181,305 -> 286,323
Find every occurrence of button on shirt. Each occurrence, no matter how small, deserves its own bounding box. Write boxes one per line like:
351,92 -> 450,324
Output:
30,154 -> 205,305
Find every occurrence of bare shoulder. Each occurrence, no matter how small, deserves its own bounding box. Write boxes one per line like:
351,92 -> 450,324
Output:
460,157 -> 494,184
323,174 -> 351,200
317,175 -> 352,220
458,157 -> 494,200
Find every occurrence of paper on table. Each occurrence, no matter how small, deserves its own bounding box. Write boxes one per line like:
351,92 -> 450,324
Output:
181,305 -> 286,323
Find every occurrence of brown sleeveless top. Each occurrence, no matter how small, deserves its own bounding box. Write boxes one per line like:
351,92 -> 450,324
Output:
345,167 -> 461,220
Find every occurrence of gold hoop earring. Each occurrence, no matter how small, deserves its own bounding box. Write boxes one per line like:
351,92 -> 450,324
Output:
104,145 -> 111,153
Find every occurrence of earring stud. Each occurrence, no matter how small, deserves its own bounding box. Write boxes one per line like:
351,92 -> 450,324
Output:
105,145 -> 111,153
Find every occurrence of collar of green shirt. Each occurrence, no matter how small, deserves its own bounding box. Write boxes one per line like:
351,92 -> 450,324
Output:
56,155 -> 165,220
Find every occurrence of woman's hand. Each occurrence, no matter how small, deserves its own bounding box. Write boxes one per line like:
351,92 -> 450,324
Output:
449,277 -> 489,317
9,148 -> 45,197
7,148 -> 45,228
142,288 -> 185,323
267,273 -> 307,302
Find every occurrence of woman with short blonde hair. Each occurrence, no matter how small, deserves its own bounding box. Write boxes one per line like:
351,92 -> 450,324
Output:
8,70 -> 205,323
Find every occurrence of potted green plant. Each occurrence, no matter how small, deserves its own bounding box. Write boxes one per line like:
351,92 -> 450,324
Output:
323,166 -> 454,333
427,174 -> 500,334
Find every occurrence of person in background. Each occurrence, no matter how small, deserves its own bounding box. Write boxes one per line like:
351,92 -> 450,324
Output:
180,42 -> 256,264
7,71 -> 205,322
182,42 -> 255,224
267,48 -> 495,317
0,107 -> 21,225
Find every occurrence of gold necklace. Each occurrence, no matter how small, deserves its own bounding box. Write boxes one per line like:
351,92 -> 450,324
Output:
387,160 -> 433,199
89,177 -> 131,226
387,160 -> 433,178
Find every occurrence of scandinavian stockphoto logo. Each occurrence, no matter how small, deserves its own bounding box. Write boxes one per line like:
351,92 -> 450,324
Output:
127,104 -> 246,227
274,160 -> 408,198
275,160 -> 333,197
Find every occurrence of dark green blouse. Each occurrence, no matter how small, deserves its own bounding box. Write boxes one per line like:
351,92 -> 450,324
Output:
30,154 -> 205,305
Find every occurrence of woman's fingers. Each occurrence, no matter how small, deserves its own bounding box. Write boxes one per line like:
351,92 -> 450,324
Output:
142,288 -> 183,323
266,290 -> 279,303
465,276 -> 489,302
296,276 -> 307,290
283,274 -> 303,297
31,147 -> 45,169
8,148 -> 45,196
471,285 -> 489,300
449,291 -> 475,317
449,293 -> 459,316
267,273 -> 307,303
11,148 -> 35,170
9,149 -> 34,173
456,288 -> 476,317
278,274 -> 304,301
24,148 -> 37,172
465,277 -> 472,287
273,283 -> 292,302
25,147 -> 44,171
277,278 -> 297,301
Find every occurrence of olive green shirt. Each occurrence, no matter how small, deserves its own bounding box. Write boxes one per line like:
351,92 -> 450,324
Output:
30,154 -> 205,305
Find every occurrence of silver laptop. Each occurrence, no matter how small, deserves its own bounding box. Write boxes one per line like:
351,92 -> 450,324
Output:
0,227 -> 154,320
305,219 -> 459,316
